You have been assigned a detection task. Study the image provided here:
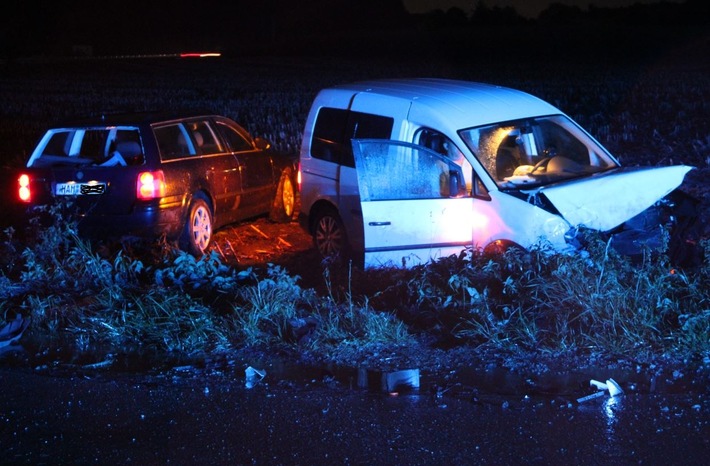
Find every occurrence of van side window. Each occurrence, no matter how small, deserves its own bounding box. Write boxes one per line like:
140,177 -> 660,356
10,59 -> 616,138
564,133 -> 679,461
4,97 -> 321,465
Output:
311,107 -> 393,168
311,108 -> 348,163
416,128 -> 474,196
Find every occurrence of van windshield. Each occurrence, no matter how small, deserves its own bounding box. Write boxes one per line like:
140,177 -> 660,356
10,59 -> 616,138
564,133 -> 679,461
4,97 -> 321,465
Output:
459,115 -> 618,189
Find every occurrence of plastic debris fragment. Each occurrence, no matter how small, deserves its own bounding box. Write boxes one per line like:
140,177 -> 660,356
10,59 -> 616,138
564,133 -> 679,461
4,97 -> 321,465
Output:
590,379 -> 607,390
606,378 -> 623,397
577,377 -> 624,403
381,369 -> 420,393
245,366 -> 266,389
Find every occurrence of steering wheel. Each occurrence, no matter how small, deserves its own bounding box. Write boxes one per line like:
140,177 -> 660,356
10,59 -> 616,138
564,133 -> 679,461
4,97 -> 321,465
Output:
530,157 -> 551,174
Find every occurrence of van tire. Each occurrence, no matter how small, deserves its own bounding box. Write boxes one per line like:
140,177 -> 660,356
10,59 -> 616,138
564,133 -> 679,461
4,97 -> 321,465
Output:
312,208 -> 349,259
180,195 -> 213,257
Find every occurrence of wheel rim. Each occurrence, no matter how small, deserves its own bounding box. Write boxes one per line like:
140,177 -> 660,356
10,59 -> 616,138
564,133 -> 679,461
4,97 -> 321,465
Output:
282,177 -> 295,218
192,205 -> 212,253
315,215 -> 344,257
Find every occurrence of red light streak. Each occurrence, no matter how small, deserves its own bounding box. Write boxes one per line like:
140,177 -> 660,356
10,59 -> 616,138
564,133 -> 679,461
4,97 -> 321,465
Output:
179,52 -> 221,58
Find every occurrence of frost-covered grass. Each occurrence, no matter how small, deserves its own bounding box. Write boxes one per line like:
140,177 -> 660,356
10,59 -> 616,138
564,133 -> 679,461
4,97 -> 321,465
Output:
1,198 -> 709,366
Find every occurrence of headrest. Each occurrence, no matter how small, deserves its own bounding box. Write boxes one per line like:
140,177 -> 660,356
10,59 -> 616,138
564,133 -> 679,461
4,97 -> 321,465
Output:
116,140 -> 142,157
193,131 -> 204,147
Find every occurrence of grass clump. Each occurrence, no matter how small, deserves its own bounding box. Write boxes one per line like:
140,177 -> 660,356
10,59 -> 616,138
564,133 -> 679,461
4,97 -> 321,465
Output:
0,201 -> 415,363
1,199 -> 709,368
356,232 -> 710,360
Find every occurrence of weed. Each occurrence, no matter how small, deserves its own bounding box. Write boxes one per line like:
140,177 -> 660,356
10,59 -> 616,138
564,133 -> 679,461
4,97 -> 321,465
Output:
4,202 -> 709,365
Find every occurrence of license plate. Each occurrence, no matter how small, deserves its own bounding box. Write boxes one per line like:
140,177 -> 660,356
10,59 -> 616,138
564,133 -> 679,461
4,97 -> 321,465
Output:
56,182 -> 106,196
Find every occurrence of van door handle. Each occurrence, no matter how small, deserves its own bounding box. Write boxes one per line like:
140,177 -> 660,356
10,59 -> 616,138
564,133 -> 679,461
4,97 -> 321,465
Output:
368,221 -> 391,226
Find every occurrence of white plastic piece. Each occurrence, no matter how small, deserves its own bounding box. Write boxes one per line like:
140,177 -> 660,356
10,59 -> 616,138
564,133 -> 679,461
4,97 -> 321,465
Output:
577,391 -> 607,403
381,369 -> 420,393
590,379 -> 608,390
245,366 -> 266,389
606,378 -> 624,397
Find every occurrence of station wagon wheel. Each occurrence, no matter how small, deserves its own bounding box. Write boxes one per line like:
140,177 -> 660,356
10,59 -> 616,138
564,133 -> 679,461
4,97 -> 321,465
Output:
181,196 -> 213,256
313,209 -> 348,259
269,168 -> 296,223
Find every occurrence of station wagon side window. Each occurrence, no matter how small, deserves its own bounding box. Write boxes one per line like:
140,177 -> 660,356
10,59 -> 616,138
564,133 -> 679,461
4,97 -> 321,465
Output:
216,121 -> 254,152
186,121 -> 222,155
311,108 -> 393,168
154,124 -> 193,161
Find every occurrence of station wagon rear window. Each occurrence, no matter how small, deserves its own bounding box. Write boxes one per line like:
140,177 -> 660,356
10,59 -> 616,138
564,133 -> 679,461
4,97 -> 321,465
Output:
27,127 -> 143,168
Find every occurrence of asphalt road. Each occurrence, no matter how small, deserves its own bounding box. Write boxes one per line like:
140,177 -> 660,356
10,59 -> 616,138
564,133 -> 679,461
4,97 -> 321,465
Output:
1,365 -> 708,465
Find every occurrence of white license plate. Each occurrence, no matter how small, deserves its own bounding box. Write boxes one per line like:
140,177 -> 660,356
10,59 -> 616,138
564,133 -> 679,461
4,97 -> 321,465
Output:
56,182 -> 106,196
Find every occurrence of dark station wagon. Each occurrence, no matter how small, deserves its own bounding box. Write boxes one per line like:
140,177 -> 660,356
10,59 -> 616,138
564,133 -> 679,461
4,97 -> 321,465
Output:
13,112 -> 297,255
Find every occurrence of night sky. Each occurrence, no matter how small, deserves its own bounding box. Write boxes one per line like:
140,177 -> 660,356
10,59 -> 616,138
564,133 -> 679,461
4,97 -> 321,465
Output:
0,0 -> 704,59
403,0 -> 685,18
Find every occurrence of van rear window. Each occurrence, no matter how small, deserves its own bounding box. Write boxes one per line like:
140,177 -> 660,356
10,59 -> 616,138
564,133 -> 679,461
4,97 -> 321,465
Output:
311,107 -> 393,167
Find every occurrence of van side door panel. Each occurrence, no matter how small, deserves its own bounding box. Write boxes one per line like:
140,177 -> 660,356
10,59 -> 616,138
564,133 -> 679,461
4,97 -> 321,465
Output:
352,139 -> 474,268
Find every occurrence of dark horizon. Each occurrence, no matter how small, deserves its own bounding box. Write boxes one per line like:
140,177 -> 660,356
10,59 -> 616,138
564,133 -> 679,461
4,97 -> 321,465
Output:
1,0 -> 707,61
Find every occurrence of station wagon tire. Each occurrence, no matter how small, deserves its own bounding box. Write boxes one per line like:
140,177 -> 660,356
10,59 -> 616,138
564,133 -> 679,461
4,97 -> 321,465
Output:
313,209 -> 349,260
269,168 -> 296,223
181,196 -> 213,257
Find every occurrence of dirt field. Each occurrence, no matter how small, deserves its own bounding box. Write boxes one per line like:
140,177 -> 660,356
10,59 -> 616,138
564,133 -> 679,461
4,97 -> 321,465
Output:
210,214 -> 326,289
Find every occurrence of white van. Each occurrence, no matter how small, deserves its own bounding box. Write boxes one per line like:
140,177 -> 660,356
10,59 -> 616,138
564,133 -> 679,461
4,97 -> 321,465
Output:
298,78 -> 693,268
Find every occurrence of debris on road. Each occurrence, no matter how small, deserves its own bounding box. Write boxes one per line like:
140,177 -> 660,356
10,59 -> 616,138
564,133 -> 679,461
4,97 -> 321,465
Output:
245,366 -> 267,389
381,369 -> 420,393
577,378 -> 624,403
250,225 -> 270,239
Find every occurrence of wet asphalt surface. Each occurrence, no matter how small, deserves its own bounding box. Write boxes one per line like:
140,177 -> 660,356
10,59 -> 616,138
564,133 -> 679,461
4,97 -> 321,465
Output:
2,357 -> 709,465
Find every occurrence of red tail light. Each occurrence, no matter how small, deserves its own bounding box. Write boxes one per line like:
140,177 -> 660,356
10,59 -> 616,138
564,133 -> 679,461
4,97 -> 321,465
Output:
296,163 -> 302,191
18,174 -> 31,202
136,170 -> 166,200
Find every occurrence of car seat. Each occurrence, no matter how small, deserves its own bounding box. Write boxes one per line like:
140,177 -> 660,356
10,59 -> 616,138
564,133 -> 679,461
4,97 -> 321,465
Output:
496,136 -> 521,180
116,140 -> 143,165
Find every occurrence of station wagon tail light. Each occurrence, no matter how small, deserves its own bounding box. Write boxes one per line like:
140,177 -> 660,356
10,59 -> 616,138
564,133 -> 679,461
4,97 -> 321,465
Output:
137,170 -> 166,200
18,174 -> 31,202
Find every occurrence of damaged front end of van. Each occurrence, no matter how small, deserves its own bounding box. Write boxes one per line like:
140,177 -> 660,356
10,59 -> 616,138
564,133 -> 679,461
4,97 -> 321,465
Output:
533,165 -> 701,265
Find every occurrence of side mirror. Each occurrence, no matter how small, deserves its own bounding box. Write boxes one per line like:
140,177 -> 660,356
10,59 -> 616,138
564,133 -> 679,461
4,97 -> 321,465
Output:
254,137 -> 271,151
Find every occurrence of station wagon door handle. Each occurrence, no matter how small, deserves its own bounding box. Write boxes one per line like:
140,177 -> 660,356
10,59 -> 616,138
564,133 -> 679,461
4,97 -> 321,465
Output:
368,221 -> 391,226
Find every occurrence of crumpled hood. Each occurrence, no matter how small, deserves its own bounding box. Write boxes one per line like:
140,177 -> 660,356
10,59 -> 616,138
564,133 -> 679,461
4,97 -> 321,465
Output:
538,165 -> 694,231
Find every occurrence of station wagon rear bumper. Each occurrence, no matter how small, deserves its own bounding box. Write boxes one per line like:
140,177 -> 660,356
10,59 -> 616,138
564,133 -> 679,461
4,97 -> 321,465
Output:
78,204 -> 185,241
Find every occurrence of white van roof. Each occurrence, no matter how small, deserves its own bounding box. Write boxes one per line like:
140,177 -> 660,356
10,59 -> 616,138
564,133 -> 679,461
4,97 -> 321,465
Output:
327,78 -> 561,130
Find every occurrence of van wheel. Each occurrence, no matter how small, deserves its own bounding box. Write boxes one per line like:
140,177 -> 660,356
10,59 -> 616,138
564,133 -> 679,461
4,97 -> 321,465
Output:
269,168 -> 296,223
181,195 -> 213,256
313,209 -> 348,259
